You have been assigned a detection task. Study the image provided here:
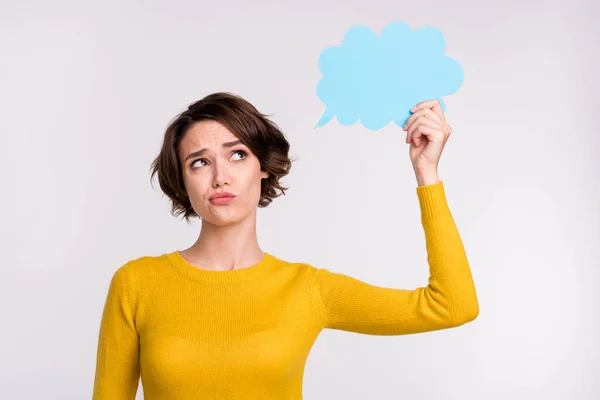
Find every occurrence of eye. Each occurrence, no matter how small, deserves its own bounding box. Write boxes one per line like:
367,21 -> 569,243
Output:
190,158 -> 208,169
190,150 -> 248,169
232,150 -> 247,160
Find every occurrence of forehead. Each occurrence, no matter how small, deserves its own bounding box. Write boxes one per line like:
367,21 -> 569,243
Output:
179,120 -> 241,161
182,120 -> 238,147
178,120 -> 240,162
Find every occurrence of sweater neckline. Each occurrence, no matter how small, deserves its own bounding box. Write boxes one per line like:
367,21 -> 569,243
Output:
165,250 -> 280,283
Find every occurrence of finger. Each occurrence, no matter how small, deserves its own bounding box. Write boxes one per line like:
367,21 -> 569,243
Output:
406,116 -> 447,143
403,108 -> 444,131
407,118 -> 449,145
410,124 -> 439,147
411,99 -> 444,120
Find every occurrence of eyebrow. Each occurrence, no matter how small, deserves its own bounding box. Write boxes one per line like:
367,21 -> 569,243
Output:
184,140 -> 243,162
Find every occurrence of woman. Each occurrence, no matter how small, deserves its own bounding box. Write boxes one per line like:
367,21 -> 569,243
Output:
92,92 -> 479,399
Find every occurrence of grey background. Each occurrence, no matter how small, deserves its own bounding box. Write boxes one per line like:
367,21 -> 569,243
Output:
1,0 -> 598,398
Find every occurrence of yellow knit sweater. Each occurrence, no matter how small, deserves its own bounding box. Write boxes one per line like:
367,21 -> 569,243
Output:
92,181 -> 479,399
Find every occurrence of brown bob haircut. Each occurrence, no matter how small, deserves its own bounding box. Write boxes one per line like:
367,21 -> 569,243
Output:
150,92 -> 294,223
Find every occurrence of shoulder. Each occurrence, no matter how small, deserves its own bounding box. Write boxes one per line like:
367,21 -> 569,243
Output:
271,255 -> 329,284
119,252 -> 163,271
109,252 -> 172,290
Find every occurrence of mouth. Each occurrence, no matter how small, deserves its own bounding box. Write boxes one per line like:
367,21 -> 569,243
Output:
209,195 -> 236,205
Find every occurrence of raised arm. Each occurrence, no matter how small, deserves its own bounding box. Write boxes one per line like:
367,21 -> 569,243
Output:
92,265 -> 140,399
309,181 -> 479,335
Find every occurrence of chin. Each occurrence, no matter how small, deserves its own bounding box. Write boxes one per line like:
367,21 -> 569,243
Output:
203,208 -> 253,226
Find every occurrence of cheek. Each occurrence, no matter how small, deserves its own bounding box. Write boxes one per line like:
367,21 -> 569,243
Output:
245,172 -> 264,202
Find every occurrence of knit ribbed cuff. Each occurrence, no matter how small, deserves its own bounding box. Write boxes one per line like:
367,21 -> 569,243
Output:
416,181 -> 451,220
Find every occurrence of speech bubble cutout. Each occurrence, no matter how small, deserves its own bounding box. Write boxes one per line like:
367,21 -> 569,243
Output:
315,22 -> 464,130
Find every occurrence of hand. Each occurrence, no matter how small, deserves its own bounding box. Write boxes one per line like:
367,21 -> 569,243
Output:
403,99 -> 452,173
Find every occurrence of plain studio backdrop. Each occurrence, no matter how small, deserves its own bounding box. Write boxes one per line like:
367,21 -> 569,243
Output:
1,0 -> 598,399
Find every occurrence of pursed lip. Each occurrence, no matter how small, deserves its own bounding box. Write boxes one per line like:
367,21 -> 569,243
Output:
210,192 -> 236,200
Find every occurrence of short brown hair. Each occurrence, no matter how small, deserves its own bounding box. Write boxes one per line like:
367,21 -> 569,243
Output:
150,92 -> 294,222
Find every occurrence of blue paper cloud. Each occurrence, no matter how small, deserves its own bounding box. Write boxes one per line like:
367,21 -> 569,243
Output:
315,22 -> 464,130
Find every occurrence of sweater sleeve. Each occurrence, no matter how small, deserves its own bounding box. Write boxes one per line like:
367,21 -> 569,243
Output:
92,264 -> 140,399
310,181 -> 479,335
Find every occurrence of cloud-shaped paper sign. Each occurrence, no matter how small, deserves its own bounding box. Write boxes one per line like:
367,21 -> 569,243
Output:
315,22 -> 464,130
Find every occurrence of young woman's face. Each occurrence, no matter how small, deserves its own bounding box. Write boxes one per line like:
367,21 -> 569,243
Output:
178,120 -> 269,226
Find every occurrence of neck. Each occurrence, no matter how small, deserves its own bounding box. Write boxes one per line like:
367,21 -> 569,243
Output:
182,213 -> 264,271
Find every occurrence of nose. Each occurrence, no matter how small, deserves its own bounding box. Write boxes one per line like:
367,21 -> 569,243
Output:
212,158 -> 232,188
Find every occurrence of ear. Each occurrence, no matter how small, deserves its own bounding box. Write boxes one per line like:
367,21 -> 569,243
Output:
261,170 -> 270,179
